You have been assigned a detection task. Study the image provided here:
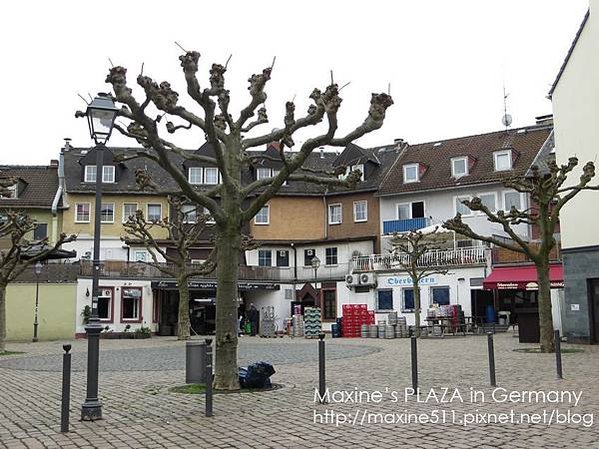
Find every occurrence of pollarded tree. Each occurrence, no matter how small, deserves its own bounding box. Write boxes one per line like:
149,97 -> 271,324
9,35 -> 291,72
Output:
95,51 -> 393,389
444,158 -> 598,352
390,229 -> 450,337
123,191 -> 216,341
0,178 -> 76,352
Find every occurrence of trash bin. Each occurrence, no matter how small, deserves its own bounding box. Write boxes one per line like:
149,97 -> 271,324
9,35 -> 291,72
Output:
517,308 -> 540,343
185,341 -> 206,384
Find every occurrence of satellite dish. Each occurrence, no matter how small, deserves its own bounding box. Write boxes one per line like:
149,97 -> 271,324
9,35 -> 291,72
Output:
502,114 -> 513,127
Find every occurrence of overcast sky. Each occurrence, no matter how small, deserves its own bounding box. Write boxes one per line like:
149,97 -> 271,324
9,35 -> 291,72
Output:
0,0 -> 589,164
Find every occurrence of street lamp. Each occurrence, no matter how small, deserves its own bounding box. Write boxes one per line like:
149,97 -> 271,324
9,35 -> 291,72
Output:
32,262 -> 42,342
81,93 -> 118,422
311,255 -> 321,307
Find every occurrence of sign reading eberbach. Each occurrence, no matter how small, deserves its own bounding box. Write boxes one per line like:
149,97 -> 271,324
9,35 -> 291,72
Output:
151,280 -> 280,291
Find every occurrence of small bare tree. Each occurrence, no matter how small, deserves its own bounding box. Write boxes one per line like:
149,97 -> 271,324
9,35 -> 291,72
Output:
444,158 -> 598,352
0,179 -> 76,352
123,193 -> 216,340
93,50 -> 393,389
390,229 -> 450,337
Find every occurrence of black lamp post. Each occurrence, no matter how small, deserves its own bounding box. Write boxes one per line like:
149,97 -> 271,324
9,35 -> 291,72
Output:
311,255 -> 321,306
81,93 -> 118,421
32,261 -> 42,342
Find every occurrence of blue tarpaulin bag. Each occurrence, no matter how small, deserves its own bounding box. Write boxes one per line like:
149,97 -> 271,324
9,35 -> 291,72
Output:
239,362 -> 275,388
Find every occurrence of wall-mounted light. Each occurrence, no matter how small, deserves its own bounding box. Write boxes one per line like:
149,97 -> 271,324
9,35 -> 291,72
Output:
86,288 -> 90,297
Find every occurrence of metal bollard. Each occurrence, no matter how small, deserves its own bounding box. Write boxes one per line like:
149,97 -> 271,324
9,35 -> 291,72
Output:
410,336 -> 418,392
205,339 -> 213,417
61,344 -> 72,433
318,333 -> 326,404
555,330 -> 563,379
487,332 -> 496,387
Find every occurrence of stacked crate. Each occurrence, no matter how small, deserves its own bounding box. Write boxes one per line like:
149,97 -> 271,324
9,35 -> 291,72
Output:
260,306 -> 276,337
342,304 -> 374,337
304,307 -> 322,339
292,314 -> 304,337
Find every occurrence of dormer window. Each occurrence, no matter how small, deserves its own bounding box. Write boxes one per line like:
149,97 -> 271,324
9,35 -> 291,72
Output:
204,167 -> 220,185
338,164 -> 365,181
451,157 -> 468,178
3,184 -> 18,199
84,166 -> 96,183
403,163 -> 419,183
256,167 -> 271,180
84,165 -> 115,183
493,150 -> 512,171
188,167 -> 203,185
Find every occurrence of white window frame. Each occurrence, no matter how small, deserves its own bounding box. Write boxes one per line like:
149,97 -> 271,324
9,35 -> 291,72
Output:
256,167 -> 272,180
477,192 -> 498,213
75,203 -> 91,223
181,204 -> 197,224
403,163 -> 419,183
325,247 -> 338,266
133,250 -> 148,262
396,203 -> 412,220
204,167 -> 219,185
121,287 -> 142,321
454,195 -> 473,217
328,203 -> 342,225
451,156 -> 468,178
203,207 -> 216,224
258,249 -> 272,267
100,203 -> 115,224
188,167 -> 203,185
254,205 -> 270,225
5,184 -> 17,199
84,165 -> 97,183
102,166 -> 115,183
353,200 -> 368,223
122,203 -> 138,223
351,164 -> 365,181
502,190 -> 524,212
493,149 -> 512,171
147,203 -> 162,223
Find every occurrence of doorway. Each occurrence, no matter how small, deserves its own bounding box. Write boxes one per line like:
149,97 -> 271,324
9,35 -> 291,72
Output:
590,279 -> 599,343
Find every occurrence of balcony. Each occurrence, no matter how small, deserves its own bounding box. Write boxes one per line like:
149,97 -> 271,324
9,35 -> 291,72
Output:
491,244 -> 561,265
383,217 -> 430,234
351,246 -> 489,272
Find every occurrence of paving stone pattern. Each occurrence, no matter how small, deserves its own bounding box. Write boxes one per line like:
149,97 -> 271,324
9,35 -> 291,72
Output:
1,334 -> 598,448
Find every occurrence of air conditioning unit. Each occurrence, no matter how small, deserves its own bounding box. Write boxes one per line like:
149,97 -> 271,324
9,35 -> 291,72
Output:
345,274 -> 359,288
359,272 -> 377,287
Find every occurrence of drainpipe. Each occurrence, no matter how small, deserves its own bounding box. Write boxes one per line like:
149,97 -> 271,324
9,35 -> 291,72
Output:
323,188 -> 329,240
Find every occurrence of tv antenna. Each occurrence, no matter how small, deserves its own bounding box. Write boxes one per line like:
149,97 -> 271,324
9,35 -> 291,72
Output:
501,84 -> 512,130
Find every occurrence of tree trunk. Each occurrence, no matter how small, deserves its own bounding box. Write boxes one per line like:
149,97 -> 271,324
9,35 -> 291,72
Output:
414,284 -> 421,338
537,262 -> 555,353
213,225 -> 241,390
0,283 -> 6,353
177,274 -> 191,340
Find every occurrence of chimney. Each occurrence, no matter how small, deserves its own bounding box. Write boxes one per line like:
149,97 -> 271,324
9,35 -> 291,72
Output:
50,159 -> 59,167
535,114 -> 553,126
63,138 -> 72,152
319,146 -> 325,159
394,138 -> 408,152
394,138 -> 404,144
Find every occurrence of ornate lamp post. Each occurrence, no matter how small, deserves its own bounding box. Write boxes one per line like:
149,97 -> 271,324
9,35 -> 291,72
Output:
32,261 -> 42,342
311,255 -> 321,307
81,93 -> 118,421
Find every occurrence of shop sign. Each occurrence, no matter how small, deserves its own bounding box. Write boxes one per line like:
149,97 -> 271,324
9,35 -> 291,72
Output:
385,276 -> 437,286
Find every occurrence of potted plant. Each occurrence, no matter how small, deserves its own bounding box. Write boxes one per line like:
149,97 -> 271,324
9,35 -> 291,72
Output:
134,325 -> 152,339
81,305 -> 91,325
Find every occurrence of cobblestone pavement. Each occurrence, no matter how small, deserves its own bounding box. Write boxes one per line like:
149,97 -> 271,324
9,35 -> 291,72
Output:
1,334 -> 598,448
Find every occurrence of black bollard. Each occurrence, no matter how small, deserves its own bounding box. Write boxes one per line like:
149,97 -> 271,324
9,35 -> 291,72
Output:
205,339 -> 213,417
410,336 -> 418,392
318,333 -> 326,404
487,332 -> 496,387
61,344 -> 72,433
555,330 -> 563,379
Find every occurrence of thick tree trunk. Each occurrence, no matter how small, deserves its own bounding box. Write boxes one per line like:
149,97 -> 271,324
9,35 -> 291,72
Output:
213,225 -> 241,390
537,262 -> 555,353
177,274 -> 191,340
0,283 -> 6,353
414,284 -> 421,338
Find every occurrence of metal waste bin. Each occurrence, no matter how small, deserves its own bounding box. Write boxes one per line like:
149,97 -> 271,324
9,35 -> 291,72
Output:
186,341 -> 206,384
518,308 -> 540,343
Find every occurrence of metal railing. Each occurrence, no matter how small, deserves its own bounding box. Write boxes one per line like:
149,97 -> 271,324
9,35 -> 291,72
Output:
351,246 -> 489,272
382,217 -> 430,234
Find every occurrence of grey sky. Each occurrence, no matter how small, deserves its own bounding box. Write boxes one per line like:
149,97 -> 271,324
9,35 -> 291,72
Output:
0,0 -> 589,164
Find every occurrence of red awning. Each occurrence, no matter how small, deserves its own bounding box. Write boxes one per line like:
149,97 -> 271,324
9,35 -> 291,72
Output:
483,264 -> 564,290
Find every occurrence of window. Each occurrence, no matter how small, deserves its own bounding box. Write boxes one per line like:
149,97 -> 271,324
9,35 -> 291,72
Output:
98,287 -> 113,321
276,250 -> 289,267
258,250 -> 272,267
402,288 -> 415,312
454,196 -> 471,216
3,184 -> 17,199
256,167 -> 272,180
75,203 -> 91,222
100,203 -> 115,223
325,247 -> 338,266
84,165 -> 97,183
377,289 -> 394,311
304,249 -> 316,266
102,166 -> 115,183
431,286 -> 450,306
122,203 -> 138,223
188,167 -> 203,185
353,200 -> 368,222
494,150 -> 512,171
271,169 -> 287,185
147,204 -> 162,222
403,163 -> 419,183
133,250 -> 147,262
203,207 -> 216,224
284,289 -> 293,300
121,287 -> 142,321
204,167 -> 219,185
255,205 -> 269,225
397,201 -> 425,219
33,223 -> 48,240
181,205 -> 197,223
352,164 -> 365,181
503,191 -> 523,211
328,204 -> 342,225
322,290 -> 337,321
478,193 -> 497,213
451,157 -> 468,178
